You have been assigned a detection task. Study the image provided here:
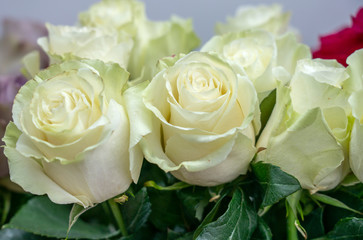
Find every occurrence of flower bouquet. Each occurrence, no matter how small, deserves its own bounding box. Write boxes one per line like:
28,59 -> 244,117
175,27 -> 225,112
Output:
0,1 -> 363,239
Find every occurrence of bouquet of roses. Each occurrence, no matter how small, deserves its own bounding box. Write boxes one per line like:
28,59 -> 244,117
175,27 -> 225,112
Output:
0,1 -> 362,239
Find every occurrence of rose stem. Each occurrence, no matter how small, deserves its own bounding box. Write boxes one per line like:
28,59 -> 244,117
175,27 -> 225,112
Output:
108,199 -> 128,236
286,203 -> 298,240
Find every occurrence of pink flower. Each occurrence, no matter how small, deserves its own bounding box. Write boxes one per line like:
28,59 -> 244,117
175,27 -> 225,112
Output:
313,8 -> 363,66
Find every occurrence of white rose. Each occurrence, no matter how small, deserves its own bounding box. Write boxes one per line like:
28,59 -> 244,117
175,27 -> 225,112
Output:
257,58 -> 351,192
78,0 -> 146,35
346,49 -> 363,183
38,23 -> 133,69
78,0 -> 200,83
215,4 -> 290,35
133,52 -> 260,186
3,59 -> 143,207
201,30 -> 311,99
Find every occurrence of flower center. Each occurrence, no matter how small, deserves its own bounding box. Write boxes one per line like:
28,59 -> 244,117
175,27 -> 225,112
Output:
29,72 -> 103,138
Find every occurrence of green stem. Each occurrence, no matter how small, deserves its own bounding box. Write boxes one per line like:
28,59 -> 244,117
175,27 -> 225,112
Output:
287,204 -> 298,240
108,199 -> 128,237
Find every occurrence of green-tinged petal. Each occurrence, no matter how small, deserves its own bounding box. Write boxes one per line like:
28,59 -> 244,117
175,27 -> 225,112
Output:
322,107 -> 352,183
237,75 -> 261,136
156,53 -> 186,73
290,59 -> 350,114
349,90 -> 363,122
128,16 -> 200,82
11,79 -> 38,131
349,119 -> 363,183
39,24 -> 134,69
21,50 -> 41,79
123,81 -> 150,183
78,0 -> 146,35
322,107 -> 352,180
139,114 -> 171,167
98,62 -> 129,103
275,32 -> 311,75
215,4 -> 290,35
257,82 -> 291,149
257,108 -> 346,191
345,49 -> 363,93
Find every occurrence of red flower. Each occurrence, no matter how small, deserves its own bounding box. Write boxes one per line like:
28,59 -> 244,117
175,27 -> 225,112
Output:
313,8 -> 363,66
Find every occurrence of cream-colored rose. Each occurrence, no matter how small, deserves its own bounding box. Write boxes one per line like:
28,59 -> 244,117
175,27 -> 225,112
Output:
79,0 -> 145,35
38,23 -> 133,69
215,4 -> 290,35
134,52 -> 260,186
201,30 -> 310,99
78,0 -> 200,82
127,16 -> 200,82
2,59 -> 143,207
257,58 -> 351,192
346,49 -> 363,183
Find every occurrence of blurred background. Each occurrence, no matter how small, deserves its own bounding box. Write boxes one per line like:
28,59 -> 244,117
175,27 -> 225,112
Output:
0,0 -> 362,48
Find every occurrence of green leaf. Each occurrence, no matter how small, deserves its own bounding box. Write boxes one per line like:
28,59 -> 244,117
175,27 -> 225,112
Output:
121,187 -> 152,233
177,187 -> 210,221
144,181 -> 191,191
323,187 -> 363,231
0,228 -> 44,240
251,217 -> 272,240
193,193 -> 227,239
252,162 -> 301,208
261,201 -> 287,239
339,183 -> 363,198
301,208 -> 324,239
196,188 -> 258,240
5,196 -> 119,239
311,193 -> 362,215
168,228 -> 193,240
326,217 -> 363,239
119,225 -> 157,240
148,189 -> 184,230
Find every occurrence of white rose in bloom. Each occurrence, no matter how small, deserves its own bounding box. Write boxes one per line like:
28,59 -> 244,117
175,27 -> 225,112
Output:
257,58 -> 352,192
79,0 -> 145,35
127,17 -> 200,82
201,30 -> 310,98
38,24 -> 133,69
215,4 -> 290,35
346,49 -> 363,183
2,59 -> 143,207
136,52 -> 260,186
78,0 -> 200,82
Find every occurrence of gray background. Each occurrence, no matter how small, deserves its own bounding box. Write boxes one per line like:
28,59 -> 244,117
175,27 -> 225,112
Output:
0,0 -> 362,48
